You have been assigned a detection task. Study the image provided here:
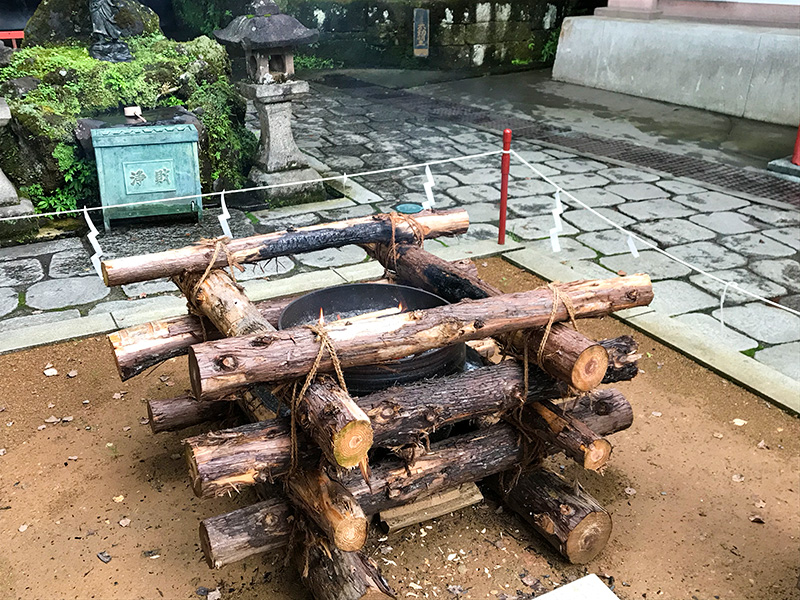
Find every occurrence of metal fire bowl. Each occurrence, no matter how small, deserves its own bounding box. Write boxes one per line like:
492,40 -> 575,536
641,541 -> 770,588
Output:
278,283 -> 466,395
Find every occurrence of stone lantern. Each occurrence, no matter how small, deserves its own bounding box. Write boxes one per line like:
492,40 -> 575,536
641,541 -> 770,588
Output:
0,97 -> 38,242
215,0 -> 324,206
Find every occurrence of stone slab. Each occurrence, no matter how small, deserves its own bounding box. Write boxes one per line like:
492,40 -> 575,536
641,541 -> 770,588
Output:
750,259 -> 800,292
89,295 -> 186,324
562,207 -> 634,232
649,280 -> 717,316
507,195 -> 558,218
673,191 -> 749,213
656,180 -> 706,195
333,261 -> 386,282
719,232 -> 796,258
595,167 -> 659,184
689,212 -> 758,235
0,309 -> 82,334
617,199 -> 695,221
506,179 -> 556,197
712,302 -> 800,344
739,205 -> 800,227
426,238 -> 522,261
577,230 -> 645,256
236,257 -> 296,281
762,227 -> 800,251
250,198 -> 355,221
402,173 -> 460,191
297,246 -> 367,269
599,250 -> 692,281
257,212 -> 321,232
464,202 -> 503,223
524,237 -> 598,261
0,239 -> 85,262
49,250 -> 95,278
243,269 -> 346,303
319,204 -> 375,221
447,184 -> 501,204
632,218 -> 715,246
565,187 -> 626,208
451,168 -> 501,186
756,343 -> 800,381
429,224 -> 502,249
0,286 -> 18,317
689,268 -> 787,305
605,183 -> 669,201
673,312 -> 758,352
506,216 -> 578,240
25,276 -> 110,310
0,258 -> 44,287
509,163 -> 560,179
544,158 -> 607,173
0,313 -> 118,355
667,241 -> 747,270
549,173 -> 610,190
121,278 -> 179,298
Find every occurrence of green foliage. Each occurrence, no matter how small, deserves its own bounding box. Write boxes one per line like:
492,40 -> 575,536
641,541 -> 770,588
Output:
294,53 -> 340,71
0,35 -> 252,215
540,28 -> 560,63
173,0 -> 239,36
511,58 -> 532,66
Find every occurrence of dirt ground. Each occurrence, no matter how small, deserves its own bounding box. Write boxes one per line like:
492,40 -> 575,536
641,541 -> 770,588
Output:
0,256 -> 798,600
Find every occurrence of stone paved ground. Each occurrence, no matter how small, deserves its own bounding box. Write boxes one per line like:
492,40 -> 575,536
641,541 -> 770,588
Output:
1,78 -> 798,385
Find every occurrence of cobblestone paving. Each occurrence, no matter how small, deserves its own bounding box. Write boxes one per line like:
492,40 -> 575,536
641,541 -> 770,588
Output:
1,81 -> 798,382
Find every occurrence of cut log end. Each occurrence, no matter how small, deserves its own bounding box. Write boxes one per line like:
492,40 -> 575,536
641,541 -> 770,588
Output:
199,522 -> 218,569
334,420 -> 374,469
570,344 -> 610,391
334,517 -> 369,552
582,439 -> 613,472
564,510 -> 613,564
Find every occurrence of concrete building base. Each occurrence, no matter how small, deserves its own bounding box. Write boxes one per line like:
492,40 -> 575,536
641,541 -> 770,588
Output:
552,17 -> 800,126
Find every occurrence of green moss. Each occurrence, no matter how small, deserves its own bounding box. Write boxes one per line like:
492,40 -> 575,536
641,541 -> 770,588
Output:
0,35 -> 254,214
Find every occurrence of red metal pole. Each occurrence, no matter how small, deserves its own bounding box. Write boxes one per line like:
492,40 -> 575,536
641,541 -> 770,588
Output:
792,125 -> 800,166
498,128 -> 512,245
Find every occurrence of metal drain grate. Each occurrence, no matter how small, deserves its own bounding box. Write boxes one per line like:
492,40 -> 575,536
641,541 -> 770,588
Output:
315,76 -> 800,207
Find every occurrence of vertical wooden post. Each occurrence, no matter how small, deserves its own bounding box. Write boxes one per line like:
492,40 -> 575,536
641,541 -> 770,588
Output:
498,128 -> 512,245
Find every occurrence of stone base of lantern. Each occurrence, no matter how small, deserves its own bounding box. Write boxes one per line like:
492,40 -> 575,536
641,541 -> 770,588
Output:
245,165 -> 325,207
0,98 -> 38,244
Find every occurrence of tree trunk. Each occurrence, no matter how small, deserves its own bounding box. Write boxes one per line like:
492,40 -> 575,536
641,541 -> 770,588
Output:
294,530 -> 396,600
184,361 -> 624,498
148,394 -> 237,434
366,243 -> 609,391
493,468 -> 613,564
197,396 -> 632,568
287,468 -> 368,552
101,209 -> 469,286
188,274 -> 653,400
599,335 -> 641,383
299,376 -> 373,469
525,400 -> 612,472
378,482 -> 483,534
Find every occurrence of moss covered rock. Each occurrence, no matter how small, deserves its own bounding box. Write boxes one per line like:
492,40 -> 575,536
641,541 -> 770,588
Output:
0,35 -> 256,215
24,0 -> 161,47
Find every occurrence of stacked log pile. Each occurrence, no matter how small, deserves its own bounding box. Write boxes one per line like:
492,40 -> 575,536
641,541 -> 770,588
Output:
101,209 -> 650,599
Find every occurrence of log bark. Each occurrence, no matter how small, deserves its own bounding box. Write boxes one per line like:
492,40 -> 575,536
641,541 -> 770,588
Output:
494,468 -> 613,564
366,243 -> 609,391
599,335 -> 641,384
188,275 -> 653,400
101,209 -> 469,286
184,361 -> 633,498
198,396 -> 632,568
148,394 -> 236,434
294,532 -> 396,600
287,468 -> 368,552
526,400 -> 612,472
299,376 -> 373,469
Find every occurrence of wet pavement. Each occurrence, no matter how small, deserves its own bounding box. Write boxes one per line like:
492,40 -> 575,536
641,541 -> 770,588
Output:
0,69 -> 798,394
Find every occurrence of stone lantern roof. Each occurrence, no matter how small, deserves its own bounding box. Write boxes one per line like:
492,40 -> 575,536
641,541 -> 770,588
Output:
213,0 -> 319,50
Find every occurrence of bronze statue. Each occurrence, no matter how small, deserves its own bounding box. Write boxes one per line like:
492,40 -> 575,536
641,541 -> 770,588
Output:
88,0 -> 132,62
89,0 -> 122,40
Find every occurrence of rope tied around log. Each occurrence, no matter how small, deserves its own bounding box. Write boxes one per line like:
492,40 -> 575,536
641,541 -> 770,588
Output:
384,212 -> 426,270
190,237 -> 245,299
288,321 -> 350,474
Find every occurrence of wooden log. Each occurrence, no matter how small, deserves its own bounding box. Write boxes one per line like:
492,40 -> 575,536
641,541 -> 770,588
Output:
101,209 -> 469,286
188,275 -> 653,400
378,482 -> 484,534
526,400 -> 612,472
366,243 -> 609,391
148,394 -> 236,434
184,360 -> 634,498
294,531 -> 396,600
599,335 -> 641,384
496,468 -> 612,564
198,396 -> 632,567
299,376 -> 373,469
562,388 -> 633,437
287,468 -> 368,552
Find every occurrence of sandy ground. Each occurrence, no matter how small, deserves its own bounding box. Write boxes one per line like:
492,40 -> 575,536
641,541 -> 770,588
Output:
0,257 -> 798,600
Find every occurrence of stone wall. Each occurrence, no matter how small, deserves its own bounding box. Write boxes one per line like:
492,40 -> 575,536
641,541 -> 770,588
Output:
283,0 -> 579,69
